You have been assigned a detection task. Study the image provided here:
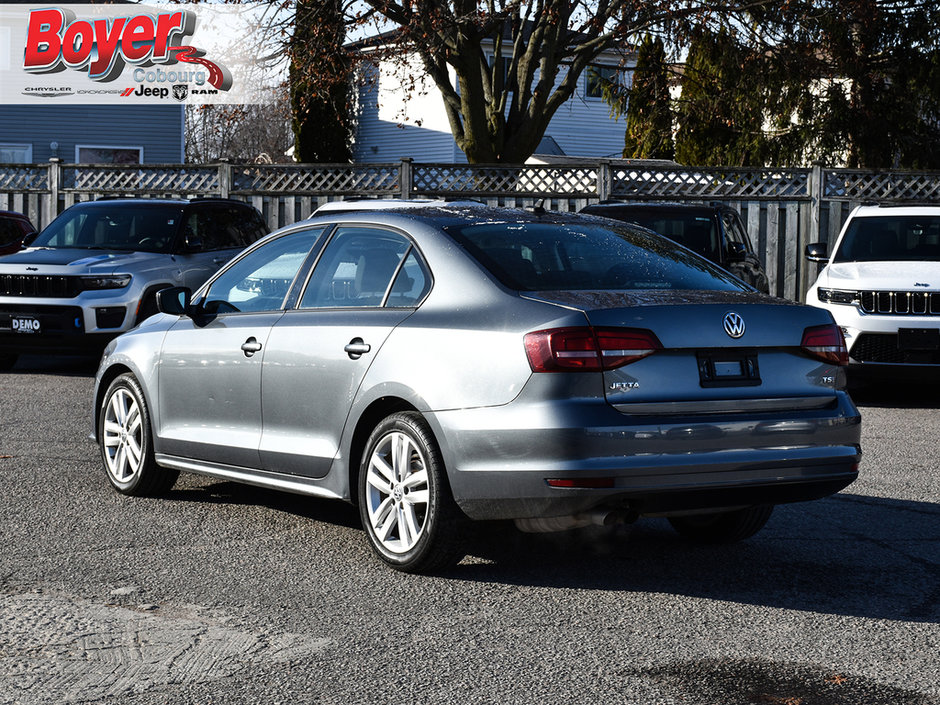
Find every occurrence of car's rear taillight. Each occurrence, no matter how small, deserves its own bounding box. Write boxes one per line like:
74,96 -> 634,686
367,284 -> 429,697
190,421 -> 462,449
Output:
524,327 -> 662,372
801,323 -> 848,366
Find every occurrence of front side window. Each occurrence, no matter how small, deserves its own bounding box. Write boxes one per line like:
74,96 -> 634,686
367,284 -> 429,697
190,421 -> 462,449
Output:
445,221 -> 747,292
31,204 -> 184,252
201,229 -> 322,314
300,227 -> 414,308
833,215 -> 940,263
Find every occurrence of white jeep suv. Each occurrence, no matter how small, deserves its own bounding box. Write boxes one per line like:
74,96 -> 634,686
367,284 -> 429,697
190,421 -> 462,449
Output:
806,205 -> 940,378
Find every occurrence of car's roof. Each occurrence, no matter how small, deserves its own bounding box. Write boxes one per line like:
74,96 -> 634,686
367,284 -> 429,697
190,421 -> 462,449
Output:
305,204 -> 627,229
0,210 -> 32,220
313,198 -> 485,213
851,204 -> 940,218
583,201 -> 725,216
70,197 -> 250,208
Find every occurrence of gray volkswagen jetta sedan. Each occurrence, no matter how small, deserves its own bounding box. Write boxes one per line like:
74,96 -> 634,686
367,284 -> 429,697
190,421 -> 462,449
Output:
92,204 -> 861,572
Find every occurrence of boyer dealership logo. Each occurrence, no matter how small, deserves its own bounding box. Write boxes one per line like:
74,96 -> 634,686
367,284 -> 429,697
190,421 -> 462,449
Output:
22,7 -> 233,93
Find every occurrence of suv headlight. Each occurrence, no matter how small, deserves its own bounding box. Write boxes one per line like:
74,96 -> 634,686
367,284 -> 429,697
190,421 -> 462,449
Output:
80,274 -> 132,290
817,288 -> 858,305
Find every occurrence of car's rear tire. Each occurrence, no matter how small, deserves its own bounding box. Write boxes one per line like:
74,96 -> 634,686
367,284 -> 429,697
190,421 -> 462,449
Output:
668,505 -> 773,543
0,353 -> 17,371
99,373 -> 178,496
358,412 -> 465,573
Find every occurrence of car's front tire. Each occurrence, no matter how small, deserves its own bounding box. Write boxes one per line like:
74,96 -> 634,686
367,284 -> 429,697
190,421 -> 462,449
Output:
99,373 -> 178,496
359,412 -> 465,573
668,505 -> 773,543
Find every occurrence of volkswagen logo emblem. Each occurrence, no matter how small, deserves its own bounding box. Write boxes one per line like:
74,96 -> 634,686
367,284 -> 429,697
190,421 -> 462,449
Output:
723,311 -> 746,338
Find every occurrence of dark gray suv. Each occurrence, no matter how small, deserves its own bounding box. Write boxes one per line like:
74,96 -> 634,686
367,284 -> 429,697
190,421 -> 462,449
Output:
0,198 -> 267,369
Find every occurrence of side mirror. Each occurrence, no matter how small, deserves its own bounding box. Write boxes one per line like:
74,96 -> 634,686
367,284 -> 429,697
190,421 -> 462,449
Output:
183,233 -> 204,252
22,232 -> 38,247
156,286 -> 192,316
805,242 -> 829,263
725,241 -> 748,262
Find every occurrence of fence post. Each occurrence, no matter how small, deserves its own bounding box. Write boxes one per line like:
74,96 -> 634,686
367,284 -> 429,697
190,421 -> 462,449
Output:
808,162 -> 823,245
597,160 -> 611,201
400,158 -> 413,199
45,158 -> 61,226
802,162 -> 825,300
218,160 -> 231,199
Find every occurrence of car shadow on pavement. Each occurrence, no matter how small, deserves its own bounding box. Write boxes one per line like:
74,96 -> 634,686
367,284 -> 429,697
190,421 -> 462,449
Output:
167,480 -> 363,531
5,354 -> 99,377
166,476 -> 938,624
453,492 -> 940,624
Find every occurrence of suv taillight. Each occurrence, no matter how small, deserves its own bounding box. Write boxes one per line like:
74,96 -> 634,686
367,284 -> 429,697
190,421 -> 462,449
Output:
524,327 -> 662,372
801,323 -> 848,366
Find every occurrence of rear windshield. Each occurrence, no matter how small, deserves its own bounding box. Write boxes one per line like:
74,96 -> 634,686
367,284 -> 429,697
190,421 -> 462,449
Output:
32,203 -> 185,253
833,215 -> 940,262
444,221 -> 747,292
590,209 -> 721,262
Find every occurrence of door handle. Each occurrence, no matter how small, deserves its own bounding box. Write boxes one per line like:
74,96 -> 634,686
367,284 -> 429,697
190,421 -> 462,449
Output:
344,338 -> 371,360
241,337 -> 262,357
213,257 -> 228,266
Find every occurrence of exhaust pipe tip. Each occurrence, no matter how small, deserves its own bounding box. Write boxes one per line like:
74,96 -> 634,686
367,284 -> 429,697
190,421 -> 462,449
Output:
514,509 -> 638,534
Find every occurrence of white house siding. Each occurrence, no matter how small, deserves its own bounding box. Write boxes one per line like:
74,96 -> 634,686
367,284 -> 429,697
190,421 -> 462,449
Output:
353,51 -> 631,163
354,59 -> 462,163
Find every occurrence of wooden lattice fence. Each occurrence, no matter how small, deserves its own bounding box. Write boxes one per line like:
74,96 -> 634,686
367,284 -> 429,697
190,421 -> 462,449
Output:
2,158 -> 940,300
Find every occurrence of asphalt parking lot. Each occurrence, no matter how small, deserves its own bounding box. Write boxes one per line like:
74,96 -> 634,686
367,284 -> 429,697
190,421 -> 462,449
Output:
0,356 -> 937,705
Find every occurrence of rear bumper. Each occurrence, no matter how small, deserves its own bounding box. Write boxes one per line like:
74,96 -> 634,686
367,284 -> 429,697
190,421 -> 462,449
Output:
429,392 -> 861,520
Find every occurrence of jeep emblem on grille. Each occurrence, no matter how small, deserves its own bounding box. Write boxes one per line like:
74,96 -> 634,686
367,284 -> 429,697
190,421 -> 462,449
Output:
723,311 -> 746,338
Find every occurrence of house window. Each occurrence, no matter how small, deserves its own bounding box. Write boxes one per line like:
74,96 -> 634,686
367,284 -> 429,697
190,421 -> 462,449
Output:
76,145 -> 144,164
585,64 -> 620,99
0,144 -> 33,163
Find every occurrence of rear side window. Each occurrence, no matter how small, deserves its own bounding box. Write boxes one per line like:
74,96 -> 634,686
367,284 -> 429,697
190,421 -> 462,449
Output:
186,205 -> 261,251
445,221 -> 747,292
299,227 -> 418,308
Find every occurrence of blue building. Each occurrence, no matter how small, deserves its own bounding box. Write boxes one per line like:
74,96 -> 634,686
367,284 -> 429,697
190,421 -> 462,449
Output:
0,105 -> 184,164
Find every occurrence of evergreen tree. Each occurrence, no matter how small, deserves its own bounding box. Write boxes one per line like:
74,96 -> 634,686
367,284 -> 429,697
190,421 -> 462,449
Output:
290,0 -> 351,163
623,36 -> 674,160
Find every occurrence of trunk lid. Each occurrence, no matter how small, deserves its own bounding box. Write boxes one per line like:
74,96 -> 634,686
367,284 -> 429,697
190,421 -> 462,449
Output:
523,289 -> 842,413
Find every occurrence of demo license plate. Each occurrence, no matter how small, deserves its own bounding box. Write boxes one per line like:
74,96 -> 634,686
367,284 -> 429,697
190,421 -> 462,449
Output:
11,317 -> 41,334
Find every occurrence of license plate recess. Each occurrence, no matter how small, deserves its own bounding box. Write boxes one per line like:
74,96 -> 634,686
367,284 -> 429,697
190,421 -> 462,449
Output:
697,351 -> 761,387
897,328 -> 940,351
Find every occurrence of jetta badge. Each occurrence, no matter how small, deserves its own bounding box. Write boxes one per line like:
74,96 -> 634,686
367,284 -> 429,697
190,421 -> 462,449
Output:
723,311 -> 746,338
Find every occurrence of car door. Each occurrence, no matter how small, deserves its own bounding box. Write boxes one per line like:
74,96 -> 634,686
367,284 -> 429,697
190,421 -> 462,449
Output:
157,228 -> 322,468
259,226 -> 431,478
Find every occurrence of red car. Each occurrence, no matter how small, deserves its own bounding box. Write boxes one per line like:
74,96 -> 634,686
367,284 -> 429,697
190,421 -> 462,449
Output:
0,211 -> 37,256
